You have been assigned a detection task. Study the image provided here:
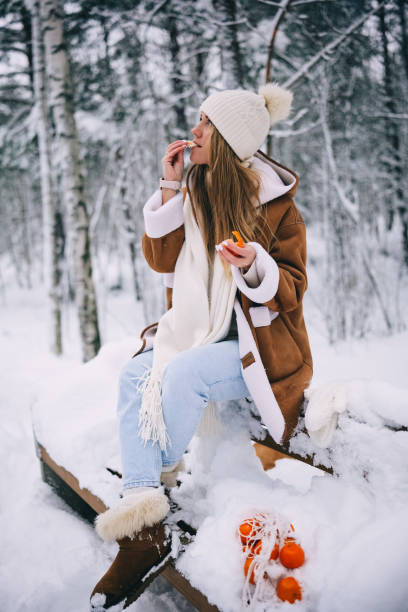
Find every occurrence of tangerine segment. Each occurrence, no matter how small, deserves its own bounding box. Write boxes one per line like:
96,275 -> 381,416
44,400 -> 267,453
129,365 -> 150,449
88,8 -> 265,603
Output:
276,576 -> 302,604
279,541 -> 305,569
232,230 -> 245,247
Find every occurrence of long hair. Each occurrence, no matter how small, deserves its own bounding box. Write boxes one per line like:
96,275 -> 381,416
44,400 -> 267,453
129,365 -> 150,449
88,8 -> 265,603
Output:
186,128 -> 273,262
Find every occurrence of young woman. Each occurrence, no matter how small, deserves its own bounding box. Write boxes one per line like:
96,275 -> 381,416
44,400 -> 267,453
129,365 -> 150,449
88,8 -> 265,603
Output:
90,84 -> 312,610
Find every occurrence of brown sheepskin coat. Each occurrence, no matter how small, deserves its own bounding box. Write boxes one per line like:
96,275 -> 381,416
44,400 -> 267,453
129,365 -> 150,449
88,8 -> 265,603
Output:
138,151 -> 312,443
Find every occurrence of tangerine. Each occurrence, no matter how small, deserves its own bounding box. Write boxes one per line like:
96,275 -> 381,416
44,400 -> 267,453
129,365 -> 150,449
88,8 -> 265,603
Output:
232,230 -> 245,247
279,541 -> 305,569
239,519 -> 261,545
250,540 -> 279,561
276,576 -> 302,603
270,542 -> 279,560
244,556 -> 257,585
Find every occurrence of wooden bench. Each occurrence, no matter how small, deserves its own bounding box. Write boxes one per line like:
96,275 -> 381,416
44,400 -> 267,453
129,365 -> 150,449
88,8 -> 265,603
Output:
33,421 -> 334,612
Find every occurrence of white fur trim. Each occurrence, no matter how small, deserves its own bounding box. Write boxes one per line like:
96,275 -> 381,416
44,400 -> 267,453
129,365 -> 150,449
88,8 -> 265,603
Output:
252,154 -> 296,204
95,488 -> 170,542
249,306 -> 278,327
242,260 -> 259,287
234,298 -> 285,443
143,190 -> 184,238
232,242 -> 279,304
163,273 -> 174,288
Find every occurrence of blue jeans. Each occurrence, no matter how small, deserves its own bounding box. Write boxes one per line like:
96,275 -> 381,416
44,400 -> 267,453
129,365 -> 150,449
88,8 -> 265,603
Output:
117,339 -> 249,489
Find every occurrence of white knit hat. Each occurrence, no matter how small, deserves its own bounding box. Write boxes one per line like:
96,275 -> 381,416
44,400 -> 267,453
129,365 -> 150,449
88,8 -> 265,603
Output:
200,83 -> 293,161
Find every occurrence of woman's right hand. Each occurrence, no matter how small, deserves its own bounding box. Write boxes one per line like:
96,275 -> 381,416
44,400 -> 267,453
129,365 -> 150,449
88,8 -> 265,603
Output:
161,140 -> 187,182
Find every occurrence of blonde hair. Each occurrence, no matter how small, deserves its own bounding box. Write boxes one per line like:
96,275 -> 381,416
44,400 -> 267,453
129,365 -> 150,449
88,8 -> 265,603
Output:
186,128 -> 273,262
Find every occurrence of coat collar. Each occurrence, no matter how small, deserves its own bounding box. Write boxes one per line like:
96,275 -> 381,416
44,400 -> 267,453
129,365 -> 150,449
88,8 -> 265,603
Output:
253,151 -> 299,205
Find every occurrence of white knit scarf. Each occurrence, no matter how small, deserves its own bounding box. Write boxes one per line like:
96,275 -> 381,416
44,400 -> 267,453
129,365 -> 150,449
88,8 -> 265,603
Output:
138,192 -> 237,451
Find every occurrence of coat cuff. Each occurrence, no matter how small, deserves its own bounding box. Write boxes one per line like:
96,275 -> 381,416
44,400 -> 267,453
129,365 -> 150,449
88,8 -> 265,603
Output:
143,189 -> 184,238
232,242 -> 279,304
242,260 -> 260,288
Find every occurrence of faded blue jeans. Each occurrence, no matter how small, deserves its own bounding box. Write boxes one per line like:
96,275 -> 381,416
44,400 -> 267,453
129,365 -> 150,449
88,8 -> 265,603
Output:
117,339 -> 249,490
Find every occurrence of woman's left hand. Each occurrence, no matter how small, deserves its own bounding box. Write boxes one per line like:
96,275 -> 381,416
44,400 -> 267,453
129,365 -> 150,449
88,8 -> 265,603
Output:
216,240 -> 256,271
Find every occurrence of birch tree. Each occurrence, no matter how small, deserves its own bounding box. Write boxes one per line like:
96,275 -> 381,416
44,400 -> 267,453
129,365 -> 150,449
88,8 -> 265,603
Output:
31,0 -> 63,354
40,0 -> 101,361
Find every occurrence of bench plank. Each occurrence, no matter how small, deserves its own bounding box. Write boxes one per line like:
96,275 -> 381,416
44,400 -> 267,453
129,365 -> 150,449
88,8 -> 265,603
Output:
36,441 -> 220,612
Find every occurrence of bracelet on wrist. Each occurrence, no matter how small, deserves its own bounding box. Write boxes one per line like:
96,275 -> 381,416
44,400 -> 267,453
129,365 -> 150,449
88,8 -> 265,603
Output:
159,178 -> 181,191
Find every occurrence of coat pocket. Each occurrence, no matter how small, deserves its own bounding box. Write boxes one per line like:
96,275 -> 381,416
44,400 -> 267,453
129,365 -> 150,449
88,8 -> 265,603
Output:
254,315 -> 303,382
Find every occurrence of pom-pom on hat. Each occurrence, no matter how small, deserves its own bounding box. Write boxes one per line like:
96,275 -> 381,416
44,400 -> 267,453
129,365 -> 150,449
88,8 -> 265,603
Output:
200,83 -> 292,161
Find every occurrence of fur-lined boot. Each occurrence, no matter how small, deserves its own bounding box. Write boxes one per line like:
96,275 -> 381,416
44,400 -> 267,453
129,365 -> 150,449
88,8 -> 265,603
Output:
90,487 -> 171,610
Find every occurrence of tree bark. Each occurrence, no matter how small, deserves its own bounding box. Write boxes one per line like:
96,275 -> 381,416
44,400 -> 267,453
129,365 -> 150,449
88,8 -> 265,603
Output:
212,0 -> 244,88
32,0 -> 63,355
40,0 -> 101,361
168,14 -> 188,136
378,3 -> 407,265
397,0 -> 408,82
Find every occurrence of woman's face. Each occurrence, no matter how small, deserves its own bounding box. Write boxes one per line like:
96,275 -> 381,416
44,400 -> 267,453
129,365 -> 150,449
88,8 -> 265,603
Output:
190,112 -> 213,165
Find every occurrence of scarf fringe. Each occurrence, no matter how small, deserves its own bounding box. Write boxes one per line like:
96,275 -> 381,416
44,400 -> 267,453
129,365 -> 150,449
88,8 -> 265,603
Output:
136,368 -> 169,452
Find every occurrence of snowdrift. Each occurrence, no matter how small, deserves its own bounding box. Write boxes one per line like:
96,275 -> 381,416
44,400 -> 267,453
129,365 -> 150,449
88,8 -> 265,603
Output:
32,339 -> 408,611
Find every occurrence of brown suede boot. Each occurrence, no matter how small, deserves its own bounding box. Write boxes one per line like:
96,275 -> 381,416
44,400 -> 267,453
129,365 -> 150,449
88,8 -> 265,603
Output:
90,521 -> 171,610
91,487 -> 171,609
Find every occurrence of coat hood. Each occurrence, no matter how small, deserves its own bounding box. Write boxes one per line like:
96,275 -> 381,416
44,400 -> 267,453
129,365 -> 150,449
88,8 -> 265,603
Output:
253,151 -> 298,205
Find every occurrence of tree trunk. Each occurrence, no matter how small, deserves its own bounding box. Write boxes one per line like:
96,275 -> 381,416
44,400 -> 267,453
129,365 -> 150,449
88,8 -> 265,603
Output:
32,0 -> 63,355
168,15 -> 188,136
397,0 -> 408,81
40,0 -> 101,362
212,0 -> 244,88
378,5 -> 404,231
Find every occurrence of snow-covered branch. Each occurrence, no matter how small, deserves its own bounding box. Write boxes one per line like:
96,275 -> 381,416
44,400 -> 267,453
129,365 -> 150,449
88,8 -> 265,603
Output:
284,2 -> 385,89
367,113 -> 408,120
270,119 -> 321,137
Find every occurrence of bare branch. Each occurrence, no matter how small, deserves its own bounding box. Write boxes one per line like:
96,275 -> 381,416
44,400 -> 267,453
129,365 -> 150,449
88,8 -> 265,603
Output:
256,0 -> 284,7
284,2 -> 385,89
265,0 -> 292,82
291,0 -> 335,5
270,119 -> 321,137
367,113 -> 408,120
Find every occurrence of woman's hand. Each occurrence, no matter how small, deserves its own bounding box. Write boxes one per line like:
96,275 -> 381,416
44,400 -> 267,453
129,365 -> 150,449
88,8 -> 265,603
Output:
216,240 -> 256,271
161,140 -> 187,182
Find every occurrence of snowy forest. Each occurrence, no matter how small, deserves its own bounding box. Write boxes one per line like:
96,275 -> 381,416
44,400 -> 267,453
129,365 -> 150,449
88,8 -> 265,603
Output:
1,0 -> 408,611
1,0 -> 407,359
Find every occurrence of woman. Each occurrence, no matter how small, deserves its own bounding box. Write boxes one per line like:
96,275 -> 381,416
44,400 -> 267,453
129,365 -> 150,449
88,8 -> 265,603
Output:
90,84 -> 312,609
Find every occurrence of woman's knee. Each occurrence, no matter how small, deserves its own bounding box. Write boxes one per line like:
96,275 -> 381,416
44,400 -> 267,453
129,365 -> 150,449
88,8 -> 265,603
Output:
162,348 -> 206,396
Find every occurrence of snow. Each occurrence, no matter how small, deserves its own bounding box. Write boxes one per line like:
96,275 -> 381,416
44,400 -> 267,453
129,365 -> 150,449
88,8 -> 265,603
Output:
1,283 -> 408,611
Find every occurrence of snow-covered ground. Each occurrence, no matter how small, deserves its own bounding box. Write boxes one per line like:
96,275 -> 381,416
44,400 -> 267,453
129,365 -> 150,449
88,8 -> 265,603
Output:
1,284 -> 407,611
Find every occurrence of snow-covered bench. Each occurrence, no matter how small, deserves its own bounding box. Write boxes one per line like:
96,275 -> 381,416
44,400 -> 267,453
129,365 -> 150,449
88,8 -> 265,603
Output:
31,338 -> 408,610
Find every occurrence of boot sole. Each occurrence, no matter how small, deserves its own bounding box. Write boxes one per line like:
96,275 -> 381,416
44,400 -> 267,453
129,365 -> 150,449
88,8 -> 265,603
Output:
90,549 -> 173,611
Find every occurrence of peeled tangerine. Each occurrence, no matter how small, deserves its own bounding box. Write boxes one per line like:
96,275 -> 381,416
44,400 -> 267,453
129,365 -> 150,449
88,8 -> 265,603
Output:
232,230 -> 245,247
276,576 -> 302,604
184,140 -> 196,148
